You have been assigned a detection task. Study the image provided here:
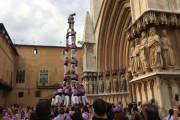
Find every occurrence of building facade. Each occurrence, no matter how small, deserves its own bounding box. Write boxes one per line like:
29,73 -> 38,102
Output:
81,0 -> 180,118
0,24 -> 83,107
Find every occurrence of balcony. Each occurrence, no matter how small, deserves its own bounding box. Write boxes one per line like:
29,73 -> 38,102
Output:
0,79 -> 13,91
37,81 -> 63,89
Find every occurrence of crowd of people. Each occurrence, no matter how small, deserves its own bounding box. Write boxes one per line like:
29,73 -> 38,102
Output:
0,98 -> 180,120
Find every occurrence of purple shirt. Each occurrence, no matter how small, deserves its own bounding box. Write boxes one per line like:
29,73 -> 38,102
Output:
75,60 -> 78,66
53,92 -> 57,97
71,87 -> 78,95
81,88 -> 85,93
65,46 -> 69,51
57,88 -> 64,93
64,60 -> 69,64
70,31 -> 76,36
64,76 -> 68,79
71,45 -> 76,49
82,112 -> 89,120
24,110 -> 31,119
4,117 -> 16,120
71,59 -> 76,64
54,114 -> 70,120
70,74 -> 76,79
64,113 -> 73,118
64,87 -> 71,94
78,87 -> 82,94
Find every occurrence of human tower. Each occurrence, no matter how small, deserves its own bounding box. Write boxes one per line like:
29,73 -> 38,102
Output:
51,13 -> 89,107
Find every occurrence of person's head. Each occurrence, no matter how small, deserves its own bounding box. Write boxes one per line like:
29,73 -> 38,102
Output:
119,102 -> 121,105
59,107 -> 65,114
36,99 -> 51,119
29,111 -> 37,120
65,108 -> 69,113
54,109 -> 58,117
66,57 -> 68,60
74,106 -> 80,113
114,113 -> 126,120
72,112 -> 83,120
83,106 -> 88,112
142,104 -> 159,120
138,102 -> 142,106
0,114 -> 4,120
27,106 -> 30,111
169,109 -> 174,115
71,107 -> 75,112
126,111 -> 130,115
162,29 -> 167,37
106,102 -> 112,112
141,31 -> 147,39
150,99 -> 154,104
93,99 -> 106,117
149,27 -> 156,36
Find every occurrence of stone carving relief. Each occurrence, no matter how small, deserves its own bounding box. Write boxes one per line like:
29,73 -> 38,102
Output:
161,29 -> 175,69
87,44 -> 94,54
148,27 -> 163,70
85,79 -> 89,94
129,41 -> 135,72
106,76 -> 111,93
89,77 -> 93,94
121,75 -> 126,92
113,76 -> 118,93
99,78 -> 104,93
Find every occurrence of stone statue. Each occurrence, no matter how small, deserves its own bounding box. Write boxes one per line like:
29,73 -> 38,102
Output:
161,29 -> 175,67
121,75 -> 126,92
89,78 -> 93,94
93,80 -> 98,94
148,27 -> 163,68
85,80 -> 89,94
113,76 -> 118,92
99,78 -> 104,93
130,41 -> 135,73
106,77 -> 111,93
140,32 -> 150,71
133,38 -> 141,73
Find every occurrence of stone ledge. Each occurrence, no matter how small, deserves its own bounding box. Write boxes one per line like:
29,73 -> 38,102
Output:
86,92 -> 129,96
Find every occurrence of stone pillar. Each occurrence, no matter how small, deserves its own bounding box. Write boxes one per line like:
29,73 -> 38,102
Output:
105,71 -> 110,93
165,79 -> 173,108
143,81 -> 148,102
149,79 -> 155,102
93,72 -> 98,94
89,73 -> 93,94
174,78 -> 180,100
132,84 -> 137,102
138,82 -> 142,102
98,72 -> 103,94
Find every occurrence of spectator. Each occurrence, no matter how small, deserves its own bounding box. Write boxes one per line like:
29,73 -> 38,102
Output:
74,107 -> 81,113
0,115 -> 4,120
29,111 -> 37,120
106,102 -> 115,119
64,108 -> 72,118
54,107 -> 70,120
149,99 -> 154,105
164,109 -> 174,120
0,107 -> 16,120
113,113 -> 126,120
126,110 -> 131,120
72,112 -> 83,120
36,99 -> 51,120
92,99 -> 109,120
54,109 -> 59,118
82,106 -> 88,120
24,106 -> 31,120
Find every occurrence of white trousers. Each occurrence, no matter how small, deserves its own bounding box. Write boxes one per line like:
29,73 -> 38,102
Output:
75,51 -> 77,59
71,64 -> 75,71
71,24 -> 74,29
65,51 -> 68,58
66,38 -> 69,45
82,96 -> 86,106
75,66 -> 78,74
71,94 -> 74,105
85,94 -> 89,103
64,65 -> 67,74
71,49 -> 76,58
51,98 -> 55,105
64,96 -> 69,107
62,95 -> 65,100
73,96 -> 79,104
71,36 -> 76,44
78,96 -> 82,104
55,95 -> 62,104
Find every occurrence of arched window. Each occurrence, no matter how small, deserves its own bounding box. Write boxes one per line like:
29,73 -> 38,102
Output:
33,48 -> 38,54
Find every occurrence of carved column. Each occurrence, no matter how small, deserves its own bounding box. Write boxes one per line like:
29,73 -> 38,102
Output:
89,73 -> 93,94
84,72 -> 89,94
112,70 -> 118,93
148,79 -> 155,102
165,79 -> 173,108
98,72 -> 103,94
119,69 -> 125,92
174,78 -> 180,97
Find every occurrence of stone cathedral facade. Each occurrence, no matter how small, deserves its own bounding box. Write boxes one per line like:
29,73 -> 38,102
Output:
80,0 -> 180,118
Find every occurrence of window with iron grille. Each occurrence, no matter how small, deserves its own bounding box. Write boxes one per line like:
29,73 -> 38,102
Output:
40,70 -> 48,83
16,70 -> 25,83
36,91 -> 41,97
18,92 -> 24,98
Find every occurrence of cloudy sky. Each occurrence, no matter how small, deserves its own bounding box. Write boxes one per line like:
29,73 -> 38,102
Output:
0,0 -> 90,46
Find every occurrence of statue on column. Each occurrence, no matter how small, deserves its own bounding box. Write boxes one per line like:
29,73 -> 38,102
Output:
130,41 -> 135,73
106,77 -> 111,93
93,80 -> 98,94
89,78 -> 93,94
113,76 -> 118,93
140,32 -> 150,71
85,79 -> 89,94
148,27 -> 163,69
133,38 -> 141,73
161,29 -> 175,68
99,78 -> 104,93
121,75 -> 126,92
